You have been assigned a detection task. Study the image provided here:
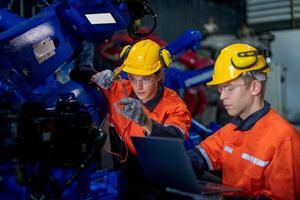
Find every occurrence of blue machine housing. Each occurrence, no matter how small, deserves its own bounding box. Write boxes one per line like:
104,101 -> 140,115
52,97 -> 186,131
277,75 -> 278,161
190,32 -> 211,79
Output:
62,0 -> 130,42
0,0 -> 130,103
0,1 -> 142,200
0,6 -> 77,101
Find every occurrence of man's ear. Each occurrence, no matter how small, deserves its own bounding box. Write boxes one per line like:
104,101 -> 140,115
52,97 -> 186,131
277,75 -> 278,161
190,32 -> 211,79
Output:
251,80 -> 262,96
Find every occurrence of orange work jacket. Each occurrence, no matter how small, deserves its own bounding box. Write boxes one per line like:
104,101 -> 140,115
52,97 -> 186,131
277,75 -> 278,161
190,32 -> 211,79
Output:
198,109 -> 300,200
100,79 -> 191,155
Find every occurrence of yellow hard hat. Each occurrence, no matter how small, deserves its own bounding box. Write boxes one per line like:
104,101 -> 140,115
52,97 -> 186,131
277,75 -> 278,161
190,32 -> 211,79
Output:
207,43 -> 271,86
120,39 -> 172,75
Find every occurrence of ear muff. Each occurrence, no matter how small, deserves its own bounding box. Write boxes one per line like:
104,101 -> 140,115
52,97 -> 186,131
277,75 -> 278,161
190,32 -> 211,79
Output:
120,45 -> 132,62
159,48 -> 172,67
231,50 -> 258,69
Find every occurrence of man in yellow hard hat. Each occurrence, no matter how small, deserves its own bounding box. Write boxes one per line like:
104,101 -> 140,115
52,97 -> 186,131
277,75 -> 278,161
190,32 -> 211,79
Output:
92,39 -> 191,197
188,43 -> 300,199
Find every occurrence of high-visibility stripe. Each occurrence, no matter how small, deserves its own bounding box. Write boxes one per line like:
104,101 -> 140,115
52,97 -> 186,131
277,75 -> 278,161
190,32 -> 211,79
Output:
241,153 -> 270,167
224,145 -> 233,153
196,146 -> 214,170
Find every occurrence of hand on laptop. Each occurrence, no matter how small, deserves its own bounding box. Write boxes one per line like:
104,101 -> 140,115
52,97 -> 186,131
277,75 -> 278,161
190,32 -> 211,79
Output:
187,148 -> 206,177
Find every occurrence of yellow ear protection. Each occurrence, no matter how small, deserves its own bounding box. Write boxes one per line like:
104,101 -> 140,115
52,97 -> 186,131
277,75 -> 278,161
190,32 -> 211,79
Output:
120,45 -> 132,62
231,49 -> 271,69
231,50 -> 258,69
159,48 -> 172,67
119,44 -> 172,67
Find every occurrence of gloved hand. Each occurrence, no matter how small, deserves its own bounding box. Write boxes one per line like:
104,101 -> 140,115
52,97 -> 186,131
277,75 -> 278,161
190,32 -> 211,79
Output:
92,70 -> 114,89
187,148 -> 206,177
114,97 -> 149,126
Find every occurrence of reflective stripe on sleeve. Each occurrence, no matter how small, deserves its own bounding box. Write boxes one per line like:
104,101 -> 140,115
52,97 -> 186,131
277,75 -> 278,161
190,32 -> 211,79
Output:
196,146 -> 214,170
224,145 -> 233,153
241,153 -> 270,167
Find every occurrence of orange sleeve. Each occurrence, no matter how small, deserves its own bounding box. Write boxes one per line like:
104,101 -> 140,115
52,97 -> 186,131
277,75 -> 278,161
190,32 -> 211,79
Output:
263,136 -> 298,200
159,93 -> 192,139
96,83 -> 110,99
198,129 -> 225,170
293,133 -> 300,200
97,80 -> 131,105
96,81 -> 117,99
163,102 -> 191,139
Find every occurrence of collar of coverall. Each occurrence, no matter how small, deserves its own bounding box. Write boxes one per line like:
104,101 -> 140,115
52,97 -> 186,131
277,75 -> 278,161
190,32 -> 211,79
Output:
131,84 -> 164,112
231,101 -> 270,131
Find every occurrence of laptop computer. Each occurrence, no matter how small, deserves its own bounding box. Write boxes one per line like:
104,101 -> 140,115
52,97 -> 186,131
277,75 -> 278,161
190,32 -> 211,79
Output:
131,136 -> 242,195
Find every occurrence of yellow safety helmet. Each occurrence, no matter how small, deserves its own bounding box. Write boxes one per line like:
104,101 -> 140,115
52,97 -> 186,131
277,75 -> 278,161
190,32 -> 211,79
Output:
120,39 -> 172,75
207,43 -> 271,86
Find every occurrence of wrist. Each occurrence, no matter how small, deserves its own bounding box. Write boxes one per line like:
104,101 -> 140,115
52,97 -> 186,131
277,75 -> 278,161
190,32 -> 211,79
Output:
143,117 -> 153,135
90,74 -> 97,82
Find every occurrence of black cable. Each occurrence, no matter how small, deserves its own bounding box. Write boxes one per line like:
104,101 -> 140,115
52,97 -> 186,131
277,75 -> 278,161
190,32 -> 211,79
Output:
127,2 -> 157,39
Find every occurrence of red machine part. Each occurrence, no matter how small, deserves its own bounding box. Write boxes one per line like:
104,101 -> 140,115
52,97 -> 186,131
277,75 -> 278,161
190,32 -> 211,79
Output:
184,86 -> 207,117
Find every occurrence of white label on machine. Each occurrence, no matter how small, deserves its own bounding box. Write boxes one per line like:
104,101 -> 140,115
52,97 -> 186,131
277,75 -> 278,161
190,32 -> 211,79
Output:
33,38 -> 56,64
85,13 -> 116,24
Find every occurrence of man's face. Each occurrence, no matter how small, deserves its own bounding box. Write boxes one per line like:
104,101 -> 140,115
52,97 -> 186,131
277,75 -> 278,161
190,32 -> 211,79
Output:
217,77 -> 254,119
128,73 -> 160,103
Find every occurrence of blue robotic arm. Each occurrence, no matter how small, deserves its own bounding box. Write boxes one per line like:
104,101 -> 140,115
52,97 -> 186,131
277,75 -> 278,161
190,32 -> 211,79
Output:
0,2 -> 155,199
0,0 -> 150,103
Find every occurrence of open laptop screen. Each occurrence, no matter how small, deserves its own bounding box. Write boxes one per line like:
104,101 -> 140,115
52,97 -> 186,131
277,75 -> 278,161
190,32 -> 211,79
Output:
132,136 -> 200,193
131,136 -> 242,195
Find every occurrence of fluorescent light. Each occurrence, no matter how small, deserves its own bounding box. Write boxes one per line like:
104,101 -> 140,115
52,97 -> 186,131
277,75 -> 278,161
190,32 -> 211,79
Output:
85,13 -> 116,25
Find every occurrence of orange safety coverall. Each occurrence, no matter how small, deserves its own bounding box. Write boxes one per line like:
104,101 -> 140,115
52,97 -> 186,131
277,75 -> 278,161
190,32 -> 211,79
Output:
100,79 -> 191,155
197,107 -> 300,199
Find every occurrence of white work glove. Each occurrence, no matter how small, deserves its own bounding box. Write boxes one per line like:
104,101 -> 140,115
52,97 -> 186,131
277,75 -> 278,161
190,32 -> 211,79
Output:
92,70 -> 114,89
114,97 -> 149,126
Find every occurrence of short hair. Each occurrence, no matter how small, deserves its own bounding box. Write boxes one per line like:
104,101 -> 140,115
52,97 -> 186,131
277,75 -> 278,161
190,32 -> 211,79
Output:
240,73 -> 266,99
